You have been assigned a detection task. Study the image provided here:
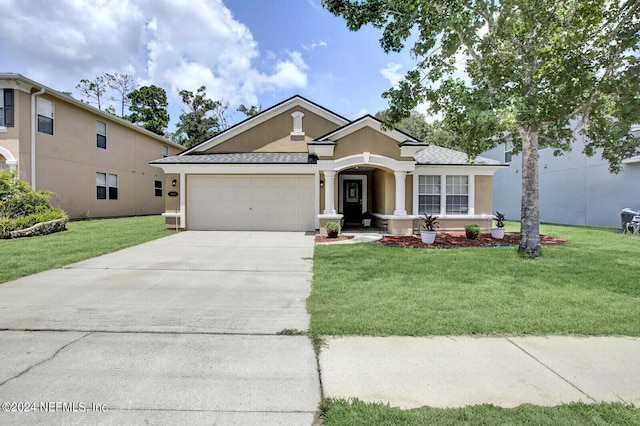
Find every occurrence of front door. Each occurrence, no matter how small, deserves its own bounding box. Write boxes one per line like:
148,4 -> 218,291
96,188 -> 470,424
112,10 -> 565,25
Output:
343,180 -> 362,225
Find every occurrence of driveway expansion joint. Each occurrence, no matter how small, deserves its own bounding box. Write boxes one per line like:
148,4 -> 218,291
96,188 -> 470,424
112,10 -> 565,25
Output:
505,337 -> 597,403
0,332 -> 92,387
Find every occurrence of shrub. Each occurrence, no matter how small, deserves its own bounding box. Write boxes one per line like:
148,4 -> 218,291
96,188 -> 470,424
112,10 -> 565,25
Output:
464,224 -> 482,233
0,170 -> 67,237
326,221 -> 340,230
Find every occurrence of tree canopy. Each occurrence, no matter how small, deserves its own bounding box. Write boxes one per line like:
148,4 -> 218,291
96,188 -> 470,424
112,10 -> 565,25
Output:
126,85 -> 170,136
76,75 -> 110,110
324,0 -> 640,257
375,109 -> 457,148
107,73 -> 136,117
237,104 -> 261,118
76,73 -> 135,117
172,86 -> 229,148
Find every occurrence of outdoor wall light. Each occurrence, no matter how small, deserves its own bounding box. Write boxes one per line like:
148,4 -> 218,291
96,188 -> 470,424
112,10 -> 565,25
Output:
171,179 -> 177,187
320,180 -> 324,188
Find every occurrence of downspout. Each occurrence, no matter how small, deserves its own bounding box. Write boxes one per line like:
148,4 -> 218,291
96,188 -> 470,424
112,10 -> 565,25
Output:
31,87 -> 46,189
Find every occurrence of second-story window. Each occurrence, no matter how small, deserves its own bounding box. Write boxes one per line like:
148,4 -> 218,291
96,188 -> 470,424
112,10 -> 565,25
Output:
37,97 -> 54,135
96,120 -> 107,149
1,89 -> 14,127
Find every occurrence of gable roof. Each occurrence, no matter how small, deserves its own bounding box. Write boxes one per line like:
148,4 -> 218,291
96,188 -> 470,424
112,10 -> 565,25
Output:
312,114 -> 426,146
182,95 -> 350,154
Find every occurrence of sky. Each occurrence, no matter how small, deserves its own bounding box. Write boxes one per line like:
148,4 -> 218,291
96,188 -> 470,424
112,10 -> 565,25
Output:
0,0 -> 421,131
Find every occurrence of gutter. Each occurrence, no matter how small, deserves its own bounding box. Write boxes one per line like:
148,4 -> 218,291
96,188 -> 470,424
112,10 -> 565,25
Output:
31,87 -> 45,189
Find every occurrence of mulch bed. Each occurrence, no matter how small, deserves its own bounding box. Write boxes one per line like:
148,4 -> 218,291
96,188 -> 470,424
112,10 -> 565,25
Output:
315,234 -> 355,243
379,232 -> 566,249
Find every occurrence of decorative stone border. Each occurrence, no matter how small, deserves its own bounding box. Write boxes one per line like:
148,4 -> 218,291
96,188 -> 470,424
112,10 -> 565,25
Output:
5,218 -> 68,239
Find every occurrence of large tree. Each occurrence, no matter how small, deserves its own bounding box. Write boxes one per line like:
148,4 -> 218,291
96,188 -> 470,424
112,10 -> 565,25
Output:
324,0 -> 640,257
173,86 -> 229,148
126,85 -> 170,136
107,73 -> 136,117
76,75 -> 110,110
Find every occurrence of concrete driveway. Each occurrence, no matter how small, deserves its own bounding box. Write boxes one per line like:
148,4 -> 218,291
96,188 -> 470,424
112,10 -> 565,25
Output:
0,231 -> 319,425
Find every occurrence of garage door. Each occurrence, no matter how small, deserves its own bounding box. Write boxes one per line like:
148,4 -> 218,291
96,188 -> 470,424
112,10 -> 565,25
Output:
187,175 -> 316,231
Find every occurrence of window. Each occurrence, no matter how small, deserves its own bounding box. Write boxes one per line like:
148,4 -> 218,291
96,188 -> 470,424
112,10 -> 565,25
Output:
162,146 -> 169,157
418,174 -> 470,215
418,175 -> 441,214
96,173 -> 106,199
504,141 -> 513,163
0,155 -> 8,170
96,120 -> 107,149
96,172 -> 118,200
108,174 -> 118,200
1,88 -> 14,127
154,180 -> 163,197
37,97 -> 54,135
446,176 -> 469,214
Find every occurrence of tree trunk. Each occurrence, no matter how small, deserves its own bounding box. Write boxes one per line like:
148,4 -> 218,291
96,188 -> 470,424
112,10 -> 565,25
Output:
518,126 -> 542,257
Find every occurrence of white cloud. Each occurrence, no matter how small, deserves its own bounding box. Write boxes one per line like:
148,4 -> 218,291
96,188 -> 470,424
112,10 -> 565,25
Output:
0,0 -> 308,110
380,62 -> 404,86
303,41 -> 328,51
263,51 -> 309,89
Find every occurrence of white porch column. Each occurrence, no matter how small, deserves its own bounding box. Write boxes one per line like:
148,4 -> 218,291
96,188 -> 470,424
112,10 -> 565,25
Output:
323,170 -> 336,214
179,172 -> 186,228
394,171 -> 407,216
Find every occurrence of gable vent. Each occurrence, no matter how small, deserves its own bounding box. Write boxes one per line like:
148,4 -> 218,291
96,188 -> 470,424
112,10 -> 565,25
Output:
291,111 -> 305,136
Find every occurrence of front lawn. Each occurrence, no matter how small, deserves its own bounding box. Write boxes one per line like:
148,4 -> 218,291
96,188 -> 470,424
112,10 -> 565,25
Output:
0,216 -> 172,284
308,223 -> 640,336
320,399 -> 640,426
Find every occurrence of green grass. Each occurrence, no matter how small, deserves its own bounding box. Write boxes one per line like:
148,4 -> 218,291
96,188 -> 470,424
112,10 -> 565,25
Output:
0,216 -> 172,284
320,398 -> 639,426
308,223 -> 640,336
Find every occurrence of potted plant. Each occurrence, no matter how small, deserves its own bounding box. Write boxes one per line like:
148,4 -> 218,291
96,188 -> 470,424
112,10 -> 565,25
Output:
325,221 -> 340,238
491,211 -> 505,239
464,224 -> 482,239
362,211 -> 373,227
420,214 -> 439,244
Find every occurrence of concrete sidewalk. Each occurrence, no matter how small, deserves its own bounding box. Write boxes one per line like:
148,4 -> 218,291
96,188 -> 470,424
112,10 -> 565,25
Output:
320,335 -> 640,409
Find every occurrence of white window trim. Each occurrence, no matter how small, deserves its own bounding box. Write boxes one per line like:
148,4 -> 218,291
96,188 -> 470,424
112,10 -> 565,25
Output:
417,175 -> 441,215
504,141 -> 513,163
413,173 -> 475,217
96,120 -> 107,149
97,172 -> 119,200
37,97 -> 55,135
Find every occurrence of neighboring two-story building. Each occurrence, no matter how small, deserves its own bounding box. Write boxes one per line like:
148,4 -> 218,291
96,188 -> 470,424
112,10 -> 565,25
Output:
0,73 -> 182,219
482,125 -> 640,229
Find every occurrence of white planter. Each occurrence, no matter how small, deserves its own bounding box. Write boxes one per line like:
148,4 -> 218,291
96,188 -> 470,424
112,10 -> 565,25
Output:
420,230 -> 437,244
491,228 -> 505,239
363,218 -> 372,227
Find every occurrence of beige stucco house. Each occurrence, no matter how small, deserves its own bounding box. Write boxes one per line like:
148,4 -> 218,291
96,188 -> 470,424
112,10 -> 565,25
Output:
151,96 -> 505,234
0,73 -> 182,219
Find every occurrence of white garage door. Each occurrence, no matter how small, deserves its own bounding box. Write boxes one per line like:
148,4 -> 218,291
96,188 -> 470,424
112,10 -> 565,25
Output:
187,175 -> 316,231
